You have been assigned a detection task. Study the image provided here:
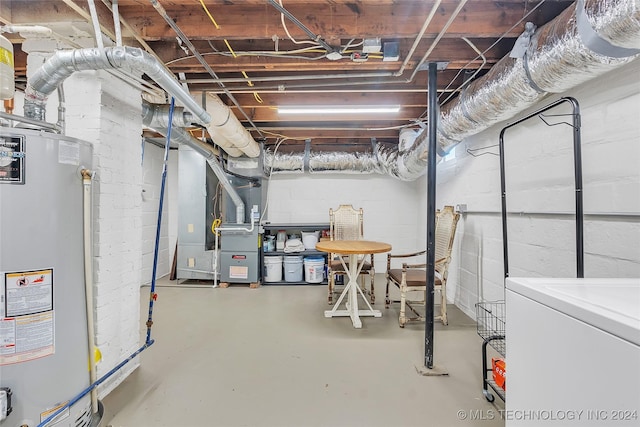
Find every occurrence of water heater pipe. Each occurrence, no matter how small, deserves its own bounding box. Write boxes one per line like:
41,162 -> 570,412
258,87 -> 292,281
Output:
56,85 -> 65,135
0,111 -> 60,132
81,168 -> 98,414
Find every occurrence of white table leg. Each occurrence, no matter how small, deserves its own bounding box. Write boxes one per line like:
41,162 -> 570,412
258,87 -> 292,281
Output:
324,252 -> 381,328
347,254 -> 361,328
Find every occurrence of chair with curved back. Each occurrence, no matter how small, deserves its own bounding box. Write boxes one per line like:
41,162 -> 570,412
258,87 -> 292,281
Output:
327,204 -> 375,305
385,205 -> 460,327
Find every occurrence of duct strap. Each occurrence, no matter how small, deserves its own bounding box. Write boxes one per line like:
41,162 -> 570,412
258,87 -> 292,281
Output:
509,22 -> 536,59
215,108 -> 232,127
303,139 -> 311,172
522,52 -> 547,94
576,0 -> 640,58
370,137 -> 379,161
509,23 -> 546,94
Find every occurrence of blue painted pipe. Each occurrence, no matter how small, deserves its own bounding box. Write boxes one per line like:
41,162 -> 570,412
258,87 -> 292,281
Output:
37,340 -> 155,427
146,97 -> 175,342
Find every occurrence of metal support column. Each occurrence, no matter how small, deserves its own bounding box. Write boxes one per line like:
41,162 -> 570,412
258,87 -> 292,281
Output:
424,62 -> 438,369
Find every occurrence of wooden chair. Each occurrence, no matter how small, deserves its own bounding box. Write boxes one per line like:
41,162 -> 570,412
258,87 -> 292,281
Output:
327,205 -> 375,305
385,205 -> 460,327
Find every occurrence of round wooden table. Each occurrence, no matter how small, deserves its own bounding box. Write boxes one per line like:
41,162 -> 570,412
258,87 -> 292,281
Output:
315,240 -> 392,328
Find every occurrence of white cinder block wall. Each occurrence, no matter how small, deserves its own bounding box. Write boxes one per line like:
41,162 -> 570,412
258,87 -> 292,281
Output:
167,150 -> 179,272
266,173 -> 423,268
141,142 -> 172,284
61,71 -> 144,396
428,58 -> 640,318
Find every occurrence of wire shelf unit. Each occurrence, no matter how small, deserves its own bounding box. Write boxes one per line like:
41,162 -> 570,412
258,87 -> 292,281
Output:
476,300 -> 506,403
476,301 -> 506,356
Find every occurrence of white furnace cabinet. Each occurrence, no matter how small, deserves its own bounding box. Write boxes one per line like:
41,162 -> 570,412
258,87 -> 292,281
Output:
505,278 -> 640,427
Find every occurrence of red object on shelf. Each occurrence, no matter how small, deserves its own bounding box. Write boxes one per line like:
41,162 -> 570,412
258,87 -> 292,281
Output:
492,358 -> 506,391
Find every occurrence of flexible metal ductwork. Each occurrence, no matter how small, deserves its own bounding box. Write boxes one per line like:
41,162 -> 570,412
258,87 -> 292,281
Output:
266,0 -> 640,180
437,0 -> 640,152
141,101 -> 196,129
23,46 -> 260,158
142,111 -> 247,223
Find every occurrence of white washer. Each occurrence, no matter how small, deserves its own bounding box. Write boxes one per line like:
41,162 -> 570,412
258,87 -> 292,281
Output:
505,277 -> 640,427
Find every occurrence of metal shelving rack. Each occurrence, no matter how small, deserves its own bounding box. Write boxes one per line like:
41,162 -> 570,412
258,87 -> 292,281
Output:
476,301 -> 506,402
261,223 -> 329,285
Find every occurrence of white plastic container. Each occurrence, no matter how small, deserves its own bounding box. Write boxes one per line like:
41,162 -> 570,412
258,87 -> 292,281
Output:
276,230 -> 286,251
304,256 -> 325,283
301,231 -> 319,250
0,34 -> 15,100
284,255 -> 303,282
263,256 -> 283,282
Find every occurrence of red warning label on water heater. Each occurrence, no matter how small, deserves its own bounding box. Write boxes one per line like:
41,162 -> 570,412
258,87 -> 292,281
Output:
1,268 -> 55,365
5,269 -> 53,317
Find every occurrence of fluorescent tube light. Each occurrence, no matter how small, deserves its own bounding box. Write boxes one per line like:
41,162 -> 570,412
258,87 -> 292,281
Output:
278,105 -> 400,114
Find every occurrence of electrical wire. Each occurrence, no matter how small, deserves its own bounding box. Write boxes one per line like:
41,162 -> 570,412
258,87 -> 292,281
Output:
198,0 -> 220,28
435,37 -> 487,107
416,36 -> 487,123
260,137 -> 286,221
164,47 -> 331,66
197,1 -> 262,99
278,0 -> 323,47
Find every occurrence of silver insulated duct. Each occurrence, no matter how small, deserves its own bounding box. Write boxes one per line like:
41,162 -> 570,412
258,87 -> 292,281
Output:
437,0 -> 640,152
266,0 -> 640,180
23,46 -> 260,158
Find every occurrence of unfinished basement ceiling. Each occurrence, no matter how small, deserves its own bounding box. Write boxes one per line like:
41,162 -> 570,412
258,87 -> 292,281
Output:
3,0 -> 575,153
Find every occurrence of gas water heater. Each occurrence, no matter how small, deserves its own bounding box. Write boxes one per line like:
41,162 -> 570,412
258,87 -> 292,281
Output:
0,128 -> 102,427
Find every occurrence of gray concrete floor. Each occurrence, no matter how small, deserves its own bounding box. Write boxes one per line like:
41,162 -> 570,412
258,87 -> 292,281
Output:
102,275 -> 504,427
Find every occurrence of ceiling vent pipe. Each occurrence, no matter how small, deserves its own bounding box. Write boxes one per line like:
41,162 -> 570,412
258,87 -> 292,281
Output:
22,46 -> 260,158
141,100 -> 243,157
205,93 -> 260,158
265,0 -> 640,180
141,106 -> 246,224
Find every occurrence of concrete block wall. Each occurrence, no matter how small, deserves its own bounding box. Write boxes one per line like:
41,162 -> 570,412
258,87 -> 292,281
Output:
61,70 -> 144,396
266,173 -> 422,268
167,150 -> 179,273
431,58 -> 640,318
141,142 -> 172,284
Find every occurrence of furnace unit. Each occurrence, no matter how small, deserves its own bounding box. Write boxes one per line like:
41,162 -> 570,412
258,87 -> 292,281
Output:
218,156 -> 265,286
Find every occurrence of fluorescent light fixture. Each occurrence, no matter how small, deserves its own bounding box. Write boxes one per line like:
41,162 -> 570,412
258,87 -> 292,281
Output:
278,105 -> 400,114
